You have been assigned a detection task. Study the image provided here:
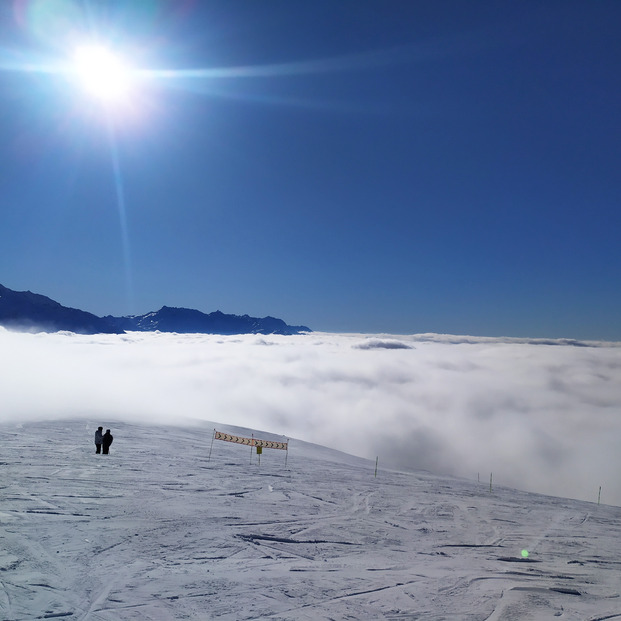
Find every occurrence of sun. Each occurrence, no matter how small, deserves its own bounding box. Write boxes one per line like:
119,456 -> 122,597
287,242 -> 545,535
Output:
72,44 -> 133,105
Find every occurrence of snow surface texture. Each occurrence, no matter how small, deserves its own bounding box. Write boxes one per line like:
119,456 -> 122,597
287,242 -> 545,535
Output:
1,420 -> 620,620
1,329 -> 621,507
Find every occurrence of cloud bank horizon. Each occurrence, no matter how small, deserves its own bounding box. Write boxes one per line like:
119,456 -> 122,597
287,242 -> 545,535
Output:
2,328 -> 620,507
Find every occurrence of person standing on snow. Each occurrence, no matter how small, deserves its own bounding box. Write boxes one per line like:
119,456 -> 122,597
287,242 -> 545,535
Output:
95,426 -> 103,454
102,429 -> 114,455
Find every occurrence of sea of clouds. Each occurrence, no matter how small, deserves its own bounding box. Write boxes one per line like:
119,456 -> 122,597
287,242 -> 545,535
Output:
2,328 -> 620,506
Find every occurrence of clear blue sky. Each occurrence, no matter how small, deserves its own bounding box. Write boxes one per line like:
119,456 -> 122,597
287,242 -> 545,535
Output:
1,1 -> 619,339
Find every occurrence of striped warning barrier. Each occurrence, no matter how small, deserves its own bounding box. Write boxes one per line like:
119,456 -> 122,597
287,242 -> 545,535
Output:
214,431 -> 288,451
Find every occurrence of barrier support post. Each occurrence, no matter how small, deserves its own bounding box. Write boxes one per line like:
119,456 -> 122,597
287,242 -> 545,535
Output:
208,429 -> 216,461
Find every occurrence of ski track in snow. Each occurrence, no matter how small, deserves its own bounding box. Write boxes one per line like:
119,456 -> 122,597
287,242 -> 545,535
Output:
1,420 -> 620,620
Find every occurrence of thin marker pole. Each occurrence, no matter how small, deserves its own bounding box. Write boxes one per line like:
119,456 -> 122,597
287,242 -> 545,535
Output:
374,456 -> 379,478
489,472 -> 493,493
598,486 -> 602,505
208,429 -> 216,461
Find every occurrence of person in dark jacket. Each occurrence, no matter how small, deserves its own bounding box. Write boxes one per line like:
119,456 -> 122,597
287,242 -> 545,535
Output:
102,429 -> 113,455
95,426 -> 103,454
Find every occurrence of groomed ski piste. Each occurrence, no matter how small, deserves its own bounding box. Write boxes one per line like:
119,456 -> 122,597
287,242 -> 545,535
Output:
2,419 -> 620,620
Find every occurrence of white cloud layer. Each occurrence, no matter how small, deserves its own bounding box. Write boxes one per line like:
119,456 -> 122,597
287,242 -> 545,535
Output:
2,328 -> 621,506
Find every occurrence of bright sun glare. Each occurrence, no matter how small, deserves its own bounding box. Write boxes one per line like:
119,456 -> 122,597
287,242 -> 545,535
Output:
72,44 -> 133,104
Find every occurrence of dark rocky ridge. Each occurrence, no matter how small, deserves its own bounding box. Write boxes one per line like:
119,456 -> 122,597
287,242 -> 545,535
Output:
0,284 -> 121,334
103,306 -> 310,335
0,284 -> 310,335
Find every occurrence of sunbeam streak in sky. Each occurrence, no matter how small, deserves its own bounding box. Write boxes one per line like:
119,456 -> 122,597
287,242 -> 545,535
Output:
106,122 -> 134,314
0,40 -> 138,313
0,32 -> 483,99
0,26 -> 491,128
140,31 -> 487,82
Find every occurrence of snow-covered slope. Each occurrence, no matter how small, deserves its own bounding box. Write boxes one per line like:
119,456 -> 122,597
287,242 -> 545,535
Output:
1,420 -> 620,620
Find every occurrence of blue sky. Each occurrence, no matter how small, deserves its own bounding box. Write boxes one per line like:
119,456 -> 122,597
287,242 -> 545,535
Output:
1,1 -> 619,339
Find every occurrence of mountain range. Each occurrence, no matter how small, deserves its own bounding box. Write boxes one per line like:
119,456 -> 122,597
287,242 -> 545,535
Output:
0,284 -> 310,335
